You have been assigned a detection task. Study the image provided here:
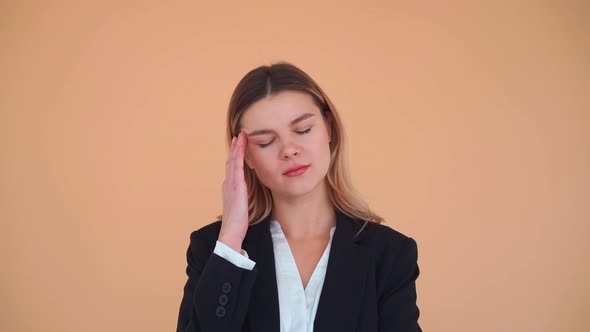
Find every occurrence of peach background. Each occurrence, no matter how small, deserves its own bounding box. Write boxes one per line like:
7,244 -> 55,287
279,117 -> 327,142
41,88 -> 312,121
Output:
1,1 -> 588,331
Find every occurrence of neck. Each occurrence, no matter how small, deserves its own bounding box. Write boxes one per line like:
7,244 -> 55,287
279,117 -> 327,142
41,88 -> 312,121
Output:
270,180 -> 336,241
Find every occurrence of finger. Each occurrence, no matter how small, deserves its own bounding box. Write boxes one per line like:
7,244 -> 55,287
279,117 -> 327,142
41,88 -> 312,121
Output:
227,136 -> 236,183
235,132 -> 245,181
238,131 -> 247,168
228,137 -> 235,162
228,137 -> 235,165
230,135 -> 239,180
232,134 -> 239,161
232,132 -> 242,179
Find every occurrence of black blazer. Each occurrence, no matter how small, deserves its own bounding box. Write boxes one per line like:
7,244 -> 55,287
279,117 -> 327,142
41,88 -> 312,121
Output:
176,208 -> 422,332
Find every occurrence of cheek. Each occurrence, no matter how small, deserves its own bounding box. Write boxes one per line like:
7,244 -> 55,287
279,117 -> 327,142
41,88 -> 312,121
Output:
311,139 -> 332,168
245,145 -> 260,162
246,146 -> 273,170
248,153 -> 279,186
309,137 -> 330,156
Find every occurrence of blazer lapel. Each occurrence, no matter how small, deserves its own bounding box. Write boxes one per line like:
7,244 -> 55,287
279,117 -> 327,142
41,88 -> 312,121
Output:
313,209 -> 369,331
243,209 -> 369,332
243,213 -> 280,332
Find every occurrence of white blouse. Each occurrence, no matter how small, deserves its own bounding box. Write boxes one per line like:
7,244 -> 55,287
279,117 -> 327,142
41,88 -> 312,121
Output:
212,219 -> 337,332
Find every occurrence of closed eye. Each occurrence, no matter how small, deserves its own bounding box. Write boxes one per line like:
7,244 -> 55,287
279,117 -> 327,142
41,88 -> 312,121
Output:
297,127 -> 312,135
257,127 -> 312,148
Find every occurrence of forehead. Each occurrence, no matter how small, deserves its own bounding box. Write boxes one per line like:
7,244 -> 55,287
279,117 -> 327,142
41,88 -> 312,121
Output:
240,90 -> 321,128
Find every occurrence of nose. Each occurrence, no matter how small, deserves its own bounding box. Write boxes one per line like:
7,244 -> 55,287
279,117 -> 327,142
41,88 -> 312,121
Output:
281,141 -> 300,159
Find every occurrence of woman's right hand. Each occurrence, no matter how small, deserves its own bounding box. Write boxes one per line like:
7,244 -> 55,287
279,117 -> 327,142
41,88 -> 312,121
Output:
219,130 -> 250,253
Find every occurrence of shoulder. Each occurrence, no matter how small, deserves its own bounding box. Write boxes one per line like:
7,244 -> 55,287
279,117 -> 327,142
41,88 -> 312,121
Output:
356,221 -> 420,293
186,219 -> 223,254
356,220 -> 419,270
190,219 -> 223,240
359,220 -> 417,251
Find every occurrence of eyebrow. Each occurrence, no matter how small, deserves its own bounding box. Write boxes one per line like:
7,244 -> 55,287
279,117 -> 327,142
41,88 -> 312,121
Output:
246,113 -> 316,137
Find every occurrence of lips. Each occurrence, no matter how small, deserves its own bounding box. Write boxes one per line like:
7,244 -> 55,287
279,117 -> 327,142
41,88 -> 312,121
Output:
283,164 -> 310,175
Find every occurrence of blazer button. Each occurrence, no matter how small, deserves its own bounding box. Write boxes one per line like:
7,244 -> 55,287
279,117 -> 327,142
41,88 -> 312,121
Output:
219,294 -> 228,306
216,306 -> 226,318
221,282 -> 232,293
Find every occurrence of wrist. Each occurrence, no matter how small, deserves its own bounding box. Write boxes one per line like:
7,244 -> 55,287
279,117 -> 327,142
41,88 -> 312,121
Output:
218,233 -> 243,253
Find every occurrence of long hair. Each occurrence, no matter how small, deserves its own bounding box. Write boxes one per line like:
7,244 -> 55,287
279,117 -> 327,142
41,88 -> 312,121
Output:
216,61 -> 384,235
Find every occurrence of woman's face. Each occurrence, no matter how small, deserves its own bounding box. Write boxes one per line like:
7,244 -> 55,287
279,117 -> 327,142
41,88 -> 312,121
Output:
240,90 -> 332,199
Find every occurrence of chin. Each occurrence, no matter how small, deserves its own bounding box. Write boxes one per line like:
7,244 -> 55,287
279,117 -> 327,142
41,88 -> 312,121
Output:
279,177 -> 326,198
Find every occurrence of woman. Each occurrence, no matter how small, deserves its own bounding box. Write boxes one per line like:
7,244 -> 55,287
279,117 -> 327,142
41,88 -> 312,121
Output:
176,62 -> 422,332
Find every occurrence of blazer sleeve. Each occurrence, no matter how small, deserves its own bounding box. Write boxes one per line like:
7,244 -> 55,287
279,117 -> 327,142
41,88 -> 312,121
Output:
176,230 -> 258,332
378,236 -> 422,332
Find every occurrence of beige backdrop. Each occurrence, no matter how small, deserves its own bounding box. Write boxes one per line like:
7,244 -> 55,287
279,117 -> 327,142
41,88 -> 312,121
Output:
1,1 -> 588,331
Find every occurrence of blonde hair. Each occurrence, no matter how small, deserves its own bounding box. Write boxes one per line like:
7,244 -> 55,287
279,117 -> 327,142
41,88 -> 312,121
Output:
216,61 -> 384,232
